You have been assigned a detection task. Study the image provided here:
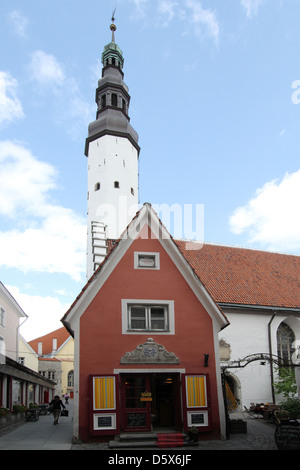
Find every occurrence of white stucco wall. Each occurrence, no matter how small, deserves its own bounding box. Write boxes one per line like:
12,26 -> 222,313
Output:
220,309 -> 300,407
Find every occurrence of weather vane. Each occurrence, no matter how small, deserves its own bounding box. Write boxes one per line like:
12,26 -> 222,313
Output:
110,6 -> 117,41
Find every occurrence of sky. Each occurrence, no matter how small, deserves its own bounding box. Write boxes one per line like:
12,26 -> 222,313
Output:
0,0 -> 300,341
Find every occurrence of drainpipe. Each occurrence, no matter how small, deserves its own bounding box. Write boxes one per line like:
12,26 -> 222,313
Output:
268,312 -> 276,403
16,316 -> 28,362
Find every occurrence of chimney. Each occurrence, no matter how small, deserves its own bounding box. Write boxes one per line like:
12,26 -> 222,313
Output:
38,342 -> 42,356
52,338 -> 57,353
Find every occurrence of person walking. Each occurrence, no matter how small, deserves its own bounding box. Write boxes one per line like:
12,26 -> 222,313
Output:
49,395 -> 65,425
64,393 -> 69,404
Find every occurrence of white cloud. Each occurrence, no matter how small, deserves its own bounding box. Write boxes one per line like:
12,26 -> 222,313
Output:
0,141 -> 56,216
0,72 -> 24,125
185,0 -> 219,42
157,0 -> 178,27
241,0 -> 264,18
8,285 -> 70,341
130,0 -> 219,42
229,169 -> 300,253
129,0 -> 149,19
8,10 -> 29,37
27,51 -> 93,139
29,50 -> 66,86
0,141 -> 86,281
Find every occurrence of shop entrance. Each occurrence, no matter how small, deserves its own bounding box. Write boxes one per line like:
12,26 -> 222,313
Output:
120,373 -> 180,433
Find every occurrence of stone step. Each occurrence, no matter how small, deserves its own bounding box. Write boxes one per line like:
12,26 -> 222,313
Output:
108,432 -> 188,449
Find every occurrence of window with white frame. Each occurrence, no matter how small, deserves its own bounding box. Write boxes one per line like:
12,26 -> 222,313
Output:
122,300 -> 175,334
134,252 -> 160,270
0,307 -> 5,327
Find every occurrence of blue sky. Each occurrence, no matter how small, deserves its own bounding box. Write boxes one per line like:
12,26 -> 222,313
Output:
0,0 -> 299,340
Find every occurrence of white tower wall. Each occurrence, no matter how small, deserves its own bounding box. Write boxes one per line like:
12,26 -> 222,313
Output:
87,135 -> 139,278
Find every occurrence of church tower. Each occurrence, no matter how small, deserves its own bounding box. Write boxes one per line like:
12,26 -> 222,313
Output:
85,18 -> 140,279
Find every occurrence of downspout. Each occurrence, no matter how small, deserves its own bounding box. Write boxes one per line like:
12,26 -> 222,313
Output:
16,316 -> 28,362
268,312 -> 276,403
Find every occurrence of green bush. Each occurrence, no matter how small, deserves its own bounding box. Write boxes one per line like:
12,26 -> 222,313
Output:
279,397 -> 300,419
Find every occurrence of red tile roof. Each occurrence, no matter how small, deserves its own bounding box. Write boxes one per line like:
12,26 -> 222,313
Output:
175,241 -> 300,309
29,327 -> 70,355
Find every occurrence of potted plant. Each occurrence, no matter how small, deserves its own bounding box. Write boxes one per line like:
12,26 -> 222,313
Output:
187,426 -> 199,442
13,404 -> 26,414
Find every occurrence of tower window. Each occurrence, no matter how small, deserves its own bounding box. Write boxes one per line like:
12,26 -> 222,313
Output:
131,187 -> 134,196
111,93 -> 118,106
94,183 -> 100,191
101,95 -> 106,108
114,181 -> 120,188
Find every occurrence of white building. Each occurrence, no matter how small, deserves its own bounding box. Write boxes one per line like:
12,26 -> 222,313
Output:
0,282 -> 55,409
176,241 -> 300,407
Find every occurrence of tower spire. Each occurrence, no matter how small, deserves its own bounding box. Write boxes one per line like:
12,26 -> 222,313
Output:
85,16 -> 140,279
111,8 -> 117,43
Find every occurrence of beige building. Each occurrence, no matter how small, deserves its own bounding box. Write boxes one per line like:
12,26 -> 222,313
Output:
29,327 -> 74,398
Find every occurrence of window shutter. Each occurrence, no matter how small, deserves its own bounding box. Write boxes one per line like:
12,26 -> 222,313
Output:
182,374 -> 211,432
89,375 -> 119,435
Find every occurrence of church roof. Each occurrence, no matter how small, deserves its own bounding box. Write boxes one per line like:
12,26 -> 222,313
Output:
175,241 -> 300,310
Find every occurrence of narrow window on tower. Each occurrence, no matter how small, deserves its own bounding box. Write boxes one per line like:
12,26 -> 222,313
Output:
94,183 -> 100,191
114,181 -> 120,189
131,187 -> 134,196
101,94 -> 106,108
111,93 -> 118,106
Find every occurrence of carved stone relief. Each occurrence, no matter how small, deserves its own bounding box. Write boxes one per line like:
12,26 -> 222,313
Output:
120,338 -> 179,364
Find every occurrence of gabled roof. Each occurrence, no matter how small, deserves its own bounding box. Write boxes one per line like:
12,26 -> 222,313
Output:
0,282 -> 27,318
61,203 -> 229,334
29,327 -> 70,355
175,241 -> 300,310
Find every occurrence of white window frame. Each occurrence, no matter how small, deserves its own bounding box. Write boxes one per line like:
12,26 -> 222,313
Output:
93,413 -> 116,431
187,411 -> 209,427
121,299 -> 175,335
0,307 -> 5,327
134,252 -> 160,270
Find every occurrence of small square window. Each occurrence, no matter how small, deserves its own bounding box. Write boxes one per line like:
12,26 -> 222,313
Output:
134,252 -> 160,270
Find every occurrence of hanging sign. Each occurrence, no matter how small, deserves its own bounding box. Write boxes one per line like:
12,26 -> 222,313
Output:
140,392 -> 152,402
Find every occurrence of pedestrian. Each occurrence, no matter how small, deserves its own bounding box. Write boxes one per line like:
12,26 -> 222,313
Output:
64,393 -> 69,404
49,395 -> 65,425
